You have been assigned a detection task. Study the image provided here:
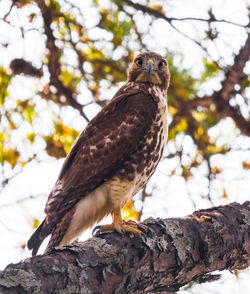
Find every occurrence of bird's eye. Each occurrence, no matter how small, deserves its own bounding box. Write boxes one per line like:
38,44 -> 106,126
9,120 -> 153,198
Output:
158,60 -> 166,69
135,58 -> 143,66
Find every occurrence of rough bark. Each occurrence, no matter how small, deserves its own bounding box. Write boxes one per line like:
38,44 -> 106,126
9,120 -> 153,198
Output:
0,201 -> 249,294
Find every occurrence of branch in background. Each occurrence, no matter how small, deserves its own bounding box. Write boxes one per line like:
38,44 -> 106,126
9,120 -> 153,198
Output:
10,59 -> 43,77
121,0 -> 247,62
188,30 -> 250,136
207,158 -> 215,205
188,96 -> 215,109
34,0 -> 89,122
121,0 -> 207,53
213,30 -> 250,135
122,0 -> 246,28
218,31 -> 250,103
120,1 -> 249,138
0,202 -> 249,294
0,194 -> 46,209
222,103 -> 250,135
0,155 -> 39,193
2,1 -> 15,20
66,26 -> 102,104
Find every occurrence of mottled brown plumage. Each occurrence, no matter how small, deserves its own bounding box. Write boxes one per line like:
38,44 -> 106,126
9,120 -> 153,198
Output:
28,52 -> 170,256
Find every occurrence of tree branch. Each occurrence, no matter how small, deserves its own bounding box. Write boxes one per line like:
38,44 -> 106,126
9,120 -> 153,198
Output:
34,0 -> 89,122
188,31 -> 250,136
121,0 -> 205,51
121,0 -> 246,60
219,31 -> 250,103
121,0 -> 246,28
213,30 -> 250,135
0,202 -> 249,293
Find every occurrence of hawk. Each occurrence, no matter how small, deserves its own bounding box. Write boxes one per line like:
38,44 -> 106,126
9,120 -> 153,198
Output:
28,52 -> 170,256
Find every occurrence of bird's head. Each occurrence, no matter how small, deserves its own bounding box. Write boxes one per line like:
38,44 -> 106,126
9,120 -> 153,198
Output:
127,52 -> 170,91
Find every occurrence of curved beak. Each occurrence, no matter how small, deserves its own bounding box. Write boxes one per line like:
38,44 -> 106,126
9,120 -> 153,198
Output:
145,61 -> 154,75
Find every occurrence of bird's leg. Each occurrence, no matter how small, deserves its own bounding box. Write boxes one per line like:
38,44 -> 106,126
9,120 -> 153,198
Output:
98,207 -> 123,233
98,207 -> 143,235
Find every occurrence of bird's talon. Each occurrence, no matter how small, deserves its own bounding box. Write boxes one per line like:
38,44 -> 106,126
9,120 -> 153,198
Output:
93,220 -> 148,238
140,231 -> 147,242
92,225 -> 101,236
122,220 -> 148,234
138,224 -> 148,234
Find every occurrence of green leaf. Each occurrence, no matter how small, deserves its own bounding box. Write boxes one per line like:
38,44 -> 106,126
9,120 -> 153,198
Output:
200,58 -> 219,83
59,68 -> 81,91
23,104 -> 37,124
168,118 -> 188,140
44,121 -> 79,159
0,67 -> 12,105
32,218 -> 40,229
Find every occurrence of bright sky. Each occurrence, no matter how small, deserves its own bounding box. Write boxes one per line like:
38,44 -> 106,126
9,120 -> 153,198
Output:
0,0 -> 249,293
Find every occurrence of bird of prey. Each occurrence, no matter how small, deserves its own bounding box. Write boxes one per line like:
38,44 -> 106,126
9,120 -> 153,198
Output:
28,51 -> 170,256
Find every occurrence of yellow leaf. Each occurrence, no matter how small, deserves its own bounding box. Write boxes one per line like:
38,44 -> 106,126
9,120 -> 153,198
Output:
4,149 -> 20,168
182,166 -> 192,180
234,269 -> 241,278
222,189 -> 228,199
148,5 -> 164,13
32,218 -> 40,229
26,133 -> 36,142
168,118 -> 187,140
211,166 -> 222,175
197,126 -> 204,136
192,110 -> 207,122
0,66 -> 12,105
168,105 -> 178,116
122,199 -> 139,221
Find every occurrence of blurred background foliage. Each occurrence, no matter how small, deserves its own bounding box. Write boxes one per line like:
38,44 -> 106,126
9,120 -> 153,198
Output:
0,0 -> 249,251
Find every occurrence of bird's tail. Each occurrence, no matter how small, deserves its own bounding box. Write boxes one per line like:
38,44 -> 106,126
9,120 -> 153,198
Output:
27,219 -> 51,256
